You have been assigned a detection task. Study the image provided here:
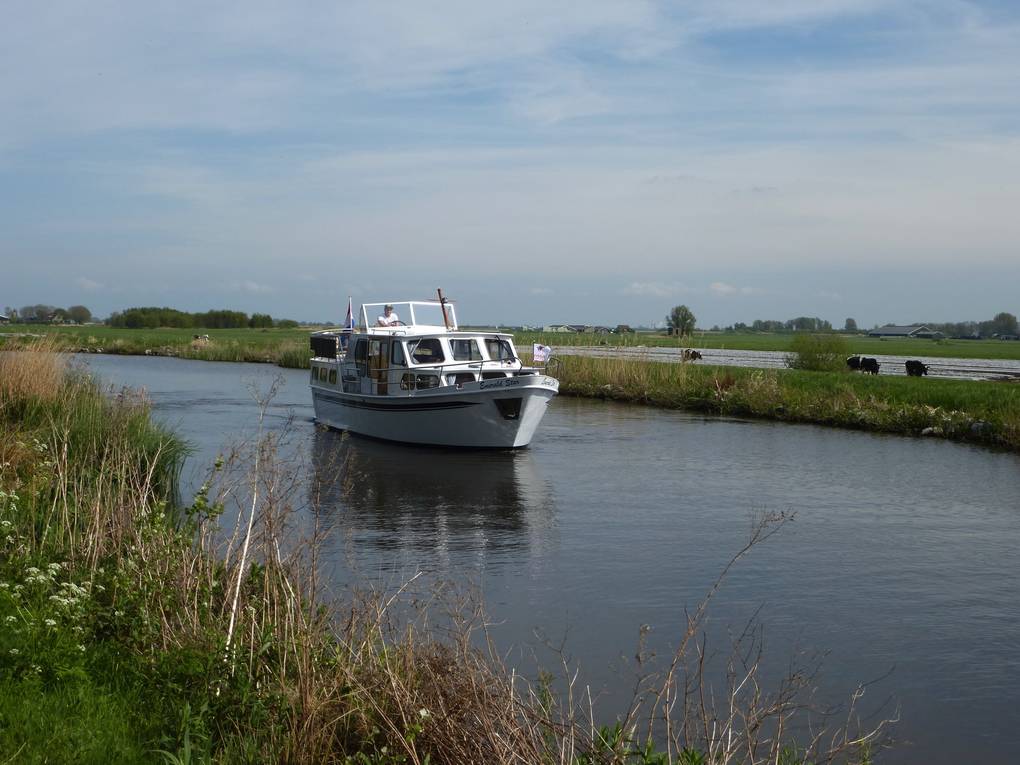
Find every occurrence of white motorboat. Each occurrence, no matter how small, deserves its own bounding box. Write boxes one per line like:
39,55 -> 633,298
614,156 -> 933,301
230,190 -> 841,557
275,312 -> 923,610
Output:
309,297 -> 559,448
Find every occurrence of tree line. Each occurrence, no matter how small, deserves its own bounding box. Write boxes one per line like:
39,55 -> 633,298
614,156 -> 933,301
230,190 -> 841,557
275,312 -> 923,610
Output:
728,317 -> 835,332
107,307 -> 291,329
7,304 -> 92,324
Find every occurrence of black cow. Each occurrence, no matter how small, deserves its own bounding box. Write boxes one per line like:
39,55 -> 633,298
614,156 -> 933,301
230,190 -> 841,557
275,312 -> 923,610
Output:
682,349 -> 702,361
846,355 -> 862,371
860,357 -> 880,375
905,360 -> 929,377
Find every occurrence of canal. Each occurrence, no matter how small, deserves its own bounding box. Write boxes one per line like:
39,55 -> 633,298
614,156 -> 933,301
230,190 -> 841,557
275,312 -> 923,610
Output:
80,354 -> 1020,763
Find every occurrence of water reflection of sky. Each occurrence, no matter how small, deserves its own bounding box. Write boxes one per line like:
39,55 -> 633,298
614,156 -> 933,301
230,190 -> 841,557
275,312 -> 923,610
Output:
80,354 -> 1020,765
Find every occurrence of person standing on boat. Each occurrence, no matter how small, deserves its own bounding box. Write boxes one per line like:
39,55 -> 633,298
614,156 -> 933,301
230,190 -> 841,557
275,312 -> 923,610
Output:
377,304 -> 401,326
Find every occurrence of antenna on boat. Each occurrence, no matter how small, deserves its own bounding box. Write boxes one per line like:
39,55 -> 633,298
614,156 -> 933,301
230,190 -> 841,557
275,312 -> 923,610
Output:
437,287 -> 450,330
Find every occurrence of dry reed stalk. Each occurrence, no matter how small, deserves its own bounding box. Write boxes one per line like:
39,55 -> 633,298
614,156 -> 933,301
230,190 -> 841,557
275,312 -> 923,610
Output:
0,335 -> 67,406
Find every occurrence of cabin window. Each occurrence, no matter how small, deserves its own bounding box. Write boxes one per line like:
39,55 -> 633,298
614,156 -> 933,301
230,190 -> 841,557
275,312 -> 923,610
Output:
485,338 -> 516,362
328,369 -> 337,385
353,339 -> 368,363
450,339 -> 483,361
353,339 -> 369,377
391,342 -> 407,367
446,372 -> 476,387
415,374 -> 439,390
400,372 -> 416,391
409,338 -> 445,364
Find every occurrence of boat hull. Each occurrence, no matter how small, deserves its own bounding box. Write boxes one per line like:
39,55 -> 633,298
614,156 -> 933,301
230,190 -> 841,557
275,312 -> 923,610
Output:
312,376 -> 559,448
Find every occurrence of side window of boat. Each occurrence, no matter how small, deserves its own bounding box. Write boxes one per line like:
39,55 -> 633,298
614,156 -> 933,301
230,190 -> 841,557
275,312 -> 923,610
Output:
391,342 -> 406,367
328,369 -> 337,385
409,338 -> 445,364
353,339 -> 368,363
450,339 -> 482,361
484,338 -> 516,361
353,339 -> 369,375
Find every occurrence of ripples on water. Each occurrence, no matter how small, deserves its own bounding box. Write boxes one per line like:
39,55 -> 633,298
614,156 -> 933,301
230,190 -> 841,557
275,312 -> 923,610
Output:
81,355 -> 1020,764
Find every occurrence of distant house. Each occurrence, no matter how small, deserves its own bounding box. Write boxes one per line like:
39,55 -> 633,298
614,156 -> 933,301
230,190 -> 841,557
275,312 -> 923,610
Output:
868,324 -> 944,339
0,314 -> 9,325
542,324 -> 577,333
615,324 -> 634,334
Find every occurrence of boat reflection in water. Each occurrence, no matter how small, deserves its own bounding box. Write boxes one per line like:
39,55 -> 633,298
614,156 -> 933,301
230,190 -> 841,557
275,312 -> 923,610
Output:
309,429 -> 557,574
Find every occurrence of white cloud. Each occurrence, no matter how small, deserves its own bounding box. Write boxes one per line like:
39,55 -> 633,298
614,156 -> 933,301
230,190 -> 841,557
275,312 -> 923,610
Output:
621,281 -> 693,298
710,282 -> 760,296
75,276 -> 103,291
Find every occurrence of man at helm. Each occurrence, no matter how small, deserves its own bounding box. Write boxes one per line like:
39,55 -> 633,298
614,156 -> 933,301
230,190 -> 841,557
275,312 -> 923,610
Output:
376,304 -> 401,326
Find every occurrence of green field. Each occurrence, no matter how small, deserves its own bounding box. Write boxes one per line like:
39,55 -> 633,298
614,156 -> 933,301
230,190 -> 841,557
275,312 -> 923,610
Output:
6,324 -> 1020,364
515,330 -> 1020,360
551,354 -> 1020,452
0,323 -> 315,367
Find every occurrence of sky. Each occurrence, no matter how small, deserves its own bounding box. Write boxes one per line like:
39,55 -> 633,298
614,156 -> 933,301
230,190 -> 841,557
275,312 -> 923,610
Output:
2,0 -> 1019,328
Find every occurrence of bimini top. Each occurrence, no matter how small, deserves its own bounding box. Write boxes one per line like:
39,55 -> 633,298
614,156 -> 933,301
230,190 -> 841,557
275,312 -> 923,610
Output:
361,300 -> 459,335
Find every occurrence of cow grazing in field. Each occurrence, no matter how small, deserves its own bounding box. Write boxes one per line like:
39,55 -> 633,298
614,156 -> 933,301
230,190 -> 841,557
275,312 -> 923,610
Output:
860,357 -> 880,375
682,349 -> 703,361
846,355 -> 862,371
905,360 -> 929,377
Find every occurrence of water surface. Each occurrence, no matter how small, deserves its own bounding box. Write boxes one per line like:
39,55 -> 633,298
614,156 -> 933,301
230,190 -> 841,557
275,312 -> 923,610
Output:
81,354 -> 1020,763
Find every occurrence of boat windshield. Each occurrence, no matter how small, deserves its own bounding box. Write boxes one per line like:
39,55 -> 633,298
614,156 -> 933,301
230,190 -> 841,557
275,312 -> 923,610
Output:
485,337 -> 516,362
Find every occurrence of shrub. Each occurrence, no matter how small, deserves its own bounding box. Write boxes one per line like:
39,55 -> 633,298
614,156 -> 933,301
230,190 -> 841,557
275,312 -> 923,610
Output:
785,333 -> 850,372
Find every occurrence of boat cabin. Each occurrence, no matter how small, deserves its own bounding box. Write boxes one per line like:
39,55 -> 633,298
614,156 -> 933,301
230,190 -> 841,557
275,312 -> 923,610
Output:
309,300 -> 537,397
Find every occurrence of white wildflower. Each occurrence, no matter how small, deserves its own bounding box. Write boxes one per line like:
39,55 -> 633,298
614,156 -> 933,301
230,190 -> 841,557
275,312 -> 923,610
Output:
8,649 -> 18,656
4,615 -> 15,624
44,619 -> 57,627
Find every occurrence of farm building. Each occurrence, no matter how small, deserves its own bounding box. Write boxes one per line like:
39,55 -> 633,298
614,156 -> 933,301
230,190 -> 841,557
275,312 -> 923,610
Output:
868,324 -> 944,339
542,324 -> 577,333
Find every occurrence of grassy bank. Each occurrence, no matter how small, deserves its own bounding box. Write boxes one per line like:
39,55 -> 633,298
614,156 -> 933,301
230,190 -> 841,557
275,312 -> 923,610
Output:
551,354 -> 1020,451
1,344 -> 887,763
0,323 -> 313,369
516,330 -> 1020,360
6,323 -> 1020,364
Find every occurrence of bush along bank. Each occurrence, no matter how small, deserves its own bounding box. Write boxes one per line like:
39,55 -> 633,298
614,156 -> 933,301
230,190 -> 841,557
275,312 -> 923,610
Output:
552,355 -> 1020,452
1,344 -> 889,763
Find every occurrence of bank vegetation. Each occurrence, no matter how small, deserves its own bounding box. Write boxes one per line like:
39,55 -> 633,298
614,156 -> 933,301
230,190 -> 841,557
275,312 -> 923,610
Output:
0,341 -> 888,763
549,354 -> 1020,452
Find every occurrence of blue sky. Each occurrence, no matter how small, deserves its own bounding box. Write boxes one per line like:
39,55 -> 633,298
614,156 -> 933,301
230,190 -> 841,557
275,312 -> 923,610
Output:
3,1 -> 1019,327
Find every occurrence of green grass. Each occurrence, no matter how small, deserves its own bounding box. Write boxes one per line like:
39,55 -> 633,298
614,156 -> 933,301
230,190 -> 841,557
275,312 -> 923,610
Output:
515,329 -> 1020,360
6,324 -> 1020,368
551,354 -> 1020,451
1,323 -> 314,368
